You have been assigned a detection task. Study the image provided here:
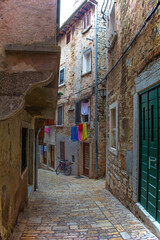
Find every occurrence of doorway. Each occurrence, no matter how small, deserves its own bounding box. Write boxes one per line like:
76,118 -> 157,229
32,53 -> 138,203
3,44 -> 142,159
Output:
139,85 -> 160,222
83,142 -> 90,176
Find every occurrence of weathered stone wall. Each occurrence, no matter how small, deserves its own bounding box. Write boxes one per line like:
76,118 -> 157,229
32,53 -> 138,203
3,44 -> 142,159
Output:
57,0 -> 106,177
106,0 -> 160,208
0,110 -> 33,239
0,0 -> 57,45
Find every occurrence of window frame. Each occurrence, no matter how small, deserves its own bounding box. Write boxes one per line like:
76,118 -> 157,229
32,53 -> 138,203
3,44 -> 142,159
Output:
108,0 -> 116,45
109,101 -> 118,155
75,100 -> 90,124
59,67 -> 65,87
83,11 -> 91,30
82,48 -> 92,76
57,105 -> 64,126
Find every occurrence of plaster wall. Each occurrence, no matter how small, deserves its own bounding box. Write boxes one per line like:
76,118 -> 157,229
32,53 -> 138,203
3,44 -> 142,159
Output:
0,110 -> 34,239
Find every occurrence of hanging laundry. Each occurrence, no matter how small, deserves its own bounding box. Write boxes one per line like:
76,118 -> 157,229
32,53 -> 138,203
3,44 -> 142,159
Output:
81,102 -> 89,115
81,129 -> 84,141
78,128 -> 81,141
45,126 -> 49,133
71,126 -> 79,141
83,123 -> 87,140
78,123 -> 83,131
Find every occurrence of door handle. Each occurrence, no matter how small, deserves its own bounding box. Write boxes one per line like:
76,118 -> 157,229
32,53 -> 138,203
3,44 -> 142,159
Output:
148,156 -> 157,169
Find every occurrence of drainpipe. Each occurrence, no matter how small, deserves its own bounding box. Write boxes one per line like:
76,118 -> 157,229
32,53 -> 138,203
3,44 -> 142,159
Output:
95,3 -> 98,178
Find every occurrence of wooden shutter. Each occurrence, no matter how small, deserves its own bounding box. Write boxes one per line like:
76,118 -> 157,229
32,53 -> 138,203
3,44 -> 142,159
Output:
60,141 -> 65,160
75,102 -> 81,124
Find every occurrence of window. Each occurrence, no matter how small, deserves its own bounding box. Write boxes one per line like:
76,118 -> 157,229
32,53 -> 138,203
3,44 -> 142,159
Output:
57,106 -> 63,125
109,1 -> 116,44
75,100 -> 89,124
83,11 -> 91,29
59,68 -> 65,86
21,128 -> 27,173
109,101 -> 118,155
82,48 -> 92,75
66,31 -> 71,44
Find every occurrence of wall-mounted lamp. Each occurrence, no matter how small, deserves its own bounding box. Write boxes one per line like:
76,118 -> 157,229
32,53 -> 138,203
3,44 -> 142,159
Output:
99,88 -> 106,99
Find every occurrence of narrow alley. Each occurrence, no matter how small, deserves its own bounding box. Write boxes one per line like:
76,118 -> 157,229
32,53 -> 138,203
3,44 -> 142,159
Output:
10,169 -> 158,240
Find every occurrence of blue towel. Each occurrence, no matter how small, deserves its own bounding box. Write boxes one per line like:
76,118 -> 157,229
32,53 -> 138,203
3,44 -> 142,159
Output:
71,126 -> 79,141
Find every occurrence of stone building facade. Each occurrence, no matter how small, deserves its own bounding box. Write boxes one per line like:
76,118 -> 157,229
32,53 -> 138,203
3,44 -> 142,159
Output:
0,1 -> 60,239
55,0 -> 107,178
104,0 -> 160,235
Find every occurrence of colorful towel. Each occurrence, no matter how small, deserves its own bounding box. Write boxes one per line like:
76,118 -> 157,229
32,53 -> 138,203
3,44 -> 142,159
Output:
71,126 -> 79,141
78,123 -> 83,131
83,123 -> 87,140
78,128 -> 81,141
45,126 -> 49,133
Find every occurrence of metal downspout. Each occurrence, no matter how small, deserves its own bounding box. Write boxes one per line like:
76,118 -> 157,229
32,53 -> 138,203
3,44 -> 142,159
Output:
95,3 -> 98,178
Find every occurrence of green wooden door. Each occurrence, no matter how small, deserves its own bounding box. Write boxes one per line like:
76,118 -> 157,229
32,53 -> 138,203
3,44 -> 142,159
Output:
139,86 -> 159,222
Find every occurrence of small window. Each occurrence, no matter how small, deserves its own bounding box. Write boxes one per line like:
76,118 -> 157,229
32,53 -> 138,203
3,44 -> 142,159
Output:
82,49 -> 92,75
75,100 -> 89,124
66,31 -> 71,44
57,106 -> 63,125
59,68 -> 65,86
109,1 -> 116,43
21,128 -> 27,173
109,101 -> 118,155
83,11 -> 91,29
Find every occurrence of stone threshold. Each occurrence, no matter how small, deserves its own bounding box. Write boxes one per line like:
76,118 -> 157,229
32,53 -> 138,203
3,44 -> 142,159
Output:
135,202 -> 160,239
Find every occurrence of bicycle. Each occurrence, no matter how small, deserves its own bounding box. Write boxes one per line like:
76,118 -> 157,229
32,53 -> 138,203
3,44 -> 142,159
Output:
56,158 -> 72,176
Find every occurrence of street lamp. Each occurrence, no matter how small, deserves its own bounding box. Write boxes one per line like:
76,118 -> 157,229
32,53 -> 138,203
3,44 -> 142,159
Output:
99,88 -> 106,99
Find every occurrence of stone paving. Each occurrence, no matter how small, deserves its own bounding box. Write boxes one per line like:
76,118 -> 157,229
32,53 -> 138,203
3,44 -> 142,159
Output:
10,169 -> 158,240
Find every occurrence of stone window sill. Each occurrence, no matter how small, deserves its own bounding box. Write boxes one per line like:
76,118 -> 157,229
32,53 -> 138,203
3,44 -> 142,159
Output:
109,146 -> 117,156
58,83 -> 65,88
81,70 -> 91,77
82,25 -> 92,34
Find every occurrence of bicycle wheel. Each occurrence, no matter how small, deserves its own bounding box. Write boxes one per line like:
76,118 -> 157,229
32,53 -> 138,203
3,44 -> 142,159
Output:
64,165 -> 71,176
56,164 -> 61,175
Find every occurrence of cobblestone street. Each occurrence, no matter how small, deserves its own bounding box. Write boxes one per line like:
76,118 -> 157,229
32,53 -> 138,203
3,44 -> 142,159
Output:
10,169 -> 158,240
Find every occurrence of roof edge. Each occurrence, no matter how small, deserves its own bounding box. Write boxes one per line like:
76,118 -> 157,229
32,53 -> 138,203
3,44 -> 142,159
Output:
60,0 -> 97,32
